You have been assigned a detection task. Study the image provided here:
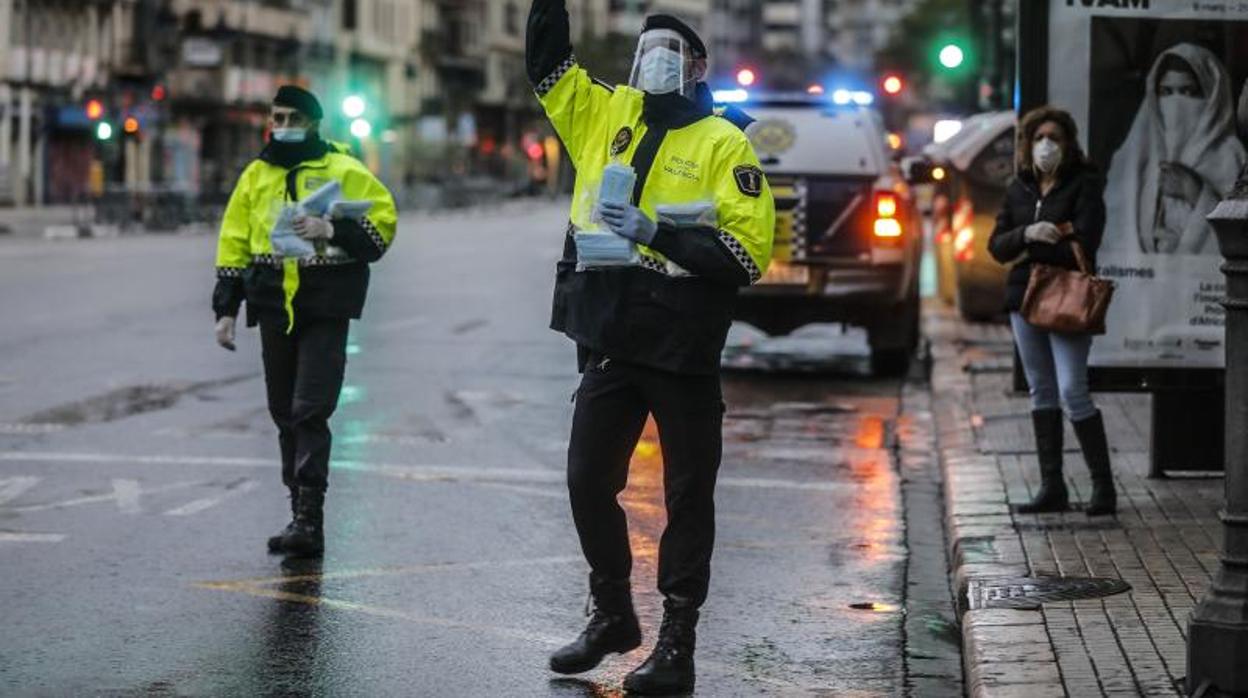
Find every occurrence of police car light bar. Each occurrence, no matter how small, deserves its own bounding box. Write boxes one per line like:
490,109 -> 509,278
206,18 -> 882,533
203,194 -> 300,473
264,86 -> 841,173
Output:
712,89 -> 750,104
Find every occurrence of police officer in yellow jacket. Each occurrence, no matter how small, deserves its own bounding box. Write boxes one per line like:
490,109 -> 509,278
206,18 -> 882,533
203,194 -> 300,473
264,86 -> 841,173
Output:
527,3 -> 775,693
211,86 -> 397,557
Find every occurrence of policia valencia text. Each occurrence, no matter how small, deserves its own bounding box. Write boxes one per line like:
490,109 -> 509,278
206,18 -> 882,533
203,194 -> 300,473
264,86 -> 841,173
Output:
527,3 -> 776,694
211,86 -> 398,558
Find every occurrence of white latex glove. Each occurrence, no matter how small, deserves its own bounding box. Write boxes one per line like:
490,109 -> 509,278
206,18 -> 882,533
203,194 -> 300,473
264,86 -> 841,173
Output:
293,214 -> 334,241
215,316 -> 237,352
1024,221 -> 1063,244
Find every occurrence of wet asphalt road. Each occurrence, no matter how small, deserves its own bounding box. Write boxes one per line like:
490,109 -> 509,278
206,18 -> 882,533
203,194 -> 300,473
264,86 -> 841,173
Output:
0,201 -> 944,696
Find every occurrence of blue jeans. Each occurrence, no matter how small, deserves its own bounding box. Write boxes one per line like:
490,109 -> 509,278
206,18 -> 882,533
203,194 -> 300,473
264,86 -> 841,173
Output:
1009,313 -> 1097,422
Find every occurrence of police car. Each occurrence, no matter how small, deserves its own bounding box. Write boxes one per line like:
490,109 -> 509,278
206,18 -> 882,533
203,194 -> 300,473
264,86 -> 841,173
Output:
727,90 -> 922,376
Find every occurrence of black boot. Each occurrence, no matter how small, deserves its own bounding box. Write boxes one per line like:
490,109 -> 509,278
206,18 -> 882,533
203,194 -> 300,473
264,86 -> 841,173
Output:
1074,411 -> 1116,517
623,599 -> 698,695
550,577 -> 641,675
266,488 -> 299,553
273,487 -> 324,557
1013,409 -> 1070,514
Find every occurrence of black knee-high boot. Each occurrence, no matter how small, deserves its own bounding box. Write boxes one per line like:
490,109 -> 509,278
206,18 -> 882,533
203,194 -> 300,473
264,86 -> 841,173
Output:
1013,409 -> 1070,514
1073,411 -> 1116,517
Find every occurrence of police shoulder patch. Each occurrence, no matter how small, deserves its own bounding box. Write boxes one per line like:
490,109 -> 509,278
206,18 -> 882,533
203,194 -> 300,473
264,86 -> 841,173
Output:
610,127 -> 633,156
733,164 -> 765,198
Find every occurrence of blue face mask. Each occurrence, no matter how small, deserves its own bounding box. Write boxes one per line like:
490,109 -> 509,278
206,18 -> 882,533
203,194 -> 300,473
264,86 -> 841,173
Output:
639,47 -> 684,95
272,127 -> 308,143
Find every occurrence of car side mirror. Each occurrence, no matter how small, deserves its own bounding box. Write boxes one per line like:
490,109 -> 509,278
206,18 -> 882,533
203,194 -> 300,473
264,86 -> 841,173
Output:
903,158 -> 935,184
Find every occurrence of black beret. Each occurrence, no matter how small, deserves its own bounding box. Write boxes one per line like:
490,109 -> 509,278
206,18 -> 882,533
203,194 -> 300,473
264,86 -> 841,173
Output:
273,85 -> 323,120
642,14 -> 707,59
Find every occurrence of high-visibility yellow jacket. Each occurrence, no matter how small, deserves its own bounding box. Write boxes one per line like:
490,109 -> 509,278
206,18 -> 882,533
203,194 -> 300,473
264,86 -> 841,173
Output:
528,0 -> 775,374
212,140 -> 397,331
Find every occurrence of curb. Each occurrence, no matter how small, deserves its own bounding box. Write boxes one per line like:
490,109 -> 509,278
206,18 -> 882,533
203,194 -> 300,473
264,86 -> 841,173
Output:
926,309 -> 1068,697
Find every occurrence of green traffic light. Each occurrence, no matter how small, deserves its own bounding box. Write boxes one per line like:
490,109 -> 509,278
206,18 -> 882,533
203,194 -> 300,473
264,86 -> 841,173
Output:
96,121 -> 114,140
939,44 -> 965,70
342,95 -> 366,119
350,118 -> 372,139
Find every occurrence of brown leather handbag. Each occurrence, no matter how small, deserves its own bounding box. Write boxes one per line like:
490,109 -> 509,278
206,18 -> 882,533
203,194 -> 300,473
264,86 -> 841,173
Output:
1020,239 -> 1115,335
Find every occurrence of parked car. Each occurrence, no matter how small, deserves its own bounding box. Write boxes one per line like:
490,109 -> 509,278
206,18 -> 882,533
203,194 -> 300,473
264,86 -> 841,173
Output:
916,111 -> 1015,322
735,94 -> 923,376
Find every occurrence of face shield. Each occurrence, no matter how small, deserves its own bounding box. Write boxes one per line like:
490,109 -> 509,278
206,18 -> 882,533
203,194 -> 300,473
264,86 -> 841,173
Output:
628,29 -> 701,98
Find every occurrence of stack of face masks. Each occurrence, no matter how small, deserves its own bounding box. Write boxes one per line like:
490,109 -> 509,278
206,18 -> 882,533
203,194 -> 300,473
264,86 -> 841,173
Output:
656,201 -> 717,229
269,181 -> 373,258
655,202 -> 718,277
576,163 -> 639,269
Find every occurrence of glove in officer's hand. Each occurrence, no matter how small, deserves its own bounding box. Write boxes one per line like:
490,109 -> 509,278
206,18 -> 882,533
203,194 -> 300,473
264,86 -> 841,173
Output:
293,215 -> 334,241
1024,221 -> 1064,245
215,316 -> 237,352
599,201 -> 657,246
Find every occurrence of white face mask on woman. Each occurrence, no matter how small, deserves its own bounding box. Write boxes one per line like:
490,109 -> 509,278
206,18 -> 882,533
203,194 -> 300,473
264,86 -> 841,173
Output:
1033,137 -> 1063,175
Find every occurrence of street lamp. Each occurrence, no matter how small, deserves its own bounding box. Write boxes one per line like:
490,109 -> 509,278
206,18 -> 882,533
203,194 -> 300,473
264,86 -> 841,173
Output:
1189,186 -> 1248,694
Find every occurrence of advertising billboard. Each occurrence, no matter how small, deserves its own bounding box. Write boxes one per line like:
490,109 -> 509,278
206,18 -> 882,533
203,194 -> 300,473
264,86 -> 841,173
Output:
1047,1 -> 1248,369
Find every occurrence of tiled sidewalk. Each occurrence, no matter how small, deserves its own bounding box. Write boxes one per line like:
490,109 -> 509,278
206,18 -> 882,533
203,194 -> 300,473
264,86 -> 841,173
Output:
927,304 -> 1225,697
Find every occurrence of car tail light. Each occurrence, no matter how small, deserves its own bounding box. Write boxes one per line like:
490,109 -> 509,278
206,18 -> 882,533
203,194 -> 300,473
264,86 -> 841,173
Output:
873,192 -> 902,239
953,226 -> 975,262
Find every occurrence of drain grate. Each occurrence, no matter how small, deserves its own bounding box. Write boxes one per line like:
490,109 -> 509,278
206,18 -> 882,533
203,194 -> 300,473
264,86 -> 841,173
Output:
968,576 -> 1131,610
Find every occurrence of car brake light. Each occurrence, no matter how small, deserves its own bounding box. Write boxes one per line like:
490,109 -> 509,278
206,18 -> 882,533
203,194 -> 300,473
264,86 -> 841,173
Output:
874,218 -> 903,238
953,226 -> 975,261
876,192 -> 898,218
873,191 -> 902,239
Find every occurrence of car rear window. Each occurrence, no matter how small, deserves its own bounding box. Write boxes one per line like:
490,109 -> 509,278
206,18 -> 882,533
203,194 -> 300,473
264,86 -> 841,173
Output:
746,107 -> 886,177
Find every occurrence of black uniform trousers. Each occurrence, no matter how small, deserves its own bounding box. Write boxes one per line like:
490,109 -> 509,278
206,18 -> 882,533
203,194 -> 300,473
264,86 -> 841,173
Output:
259,316 -> 349,492
568,354 -> 725,609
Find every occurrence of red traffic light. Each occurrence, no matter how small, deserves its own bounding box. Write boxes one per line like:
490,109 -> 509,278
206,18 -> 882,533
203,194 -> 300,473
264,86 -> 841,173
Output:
123,117 -> 140,134
151,84 -> 167,102
85,99 -> 103,120
526,142 -> 545,161
736,68 -> 757,87
882,74 -> 905,96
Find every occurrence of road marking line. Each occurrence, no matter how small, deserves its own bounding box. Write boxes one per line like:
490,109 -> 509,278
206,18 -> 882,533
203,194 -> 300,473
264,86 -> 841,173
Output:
0,532 -> 66,543
7,479 -> 205,513
164,478 -> 259,516
201,555 -> 583,587
0,476 -> 41,506
0,451 -> 849,492
198,583 -> 568,646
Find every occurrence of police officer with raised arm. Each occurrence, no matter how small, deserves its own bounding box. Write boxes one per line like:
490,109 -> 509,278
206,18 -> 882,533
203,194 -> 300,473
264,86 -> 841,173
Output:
527,3 -> 775,693
212,85 -> 397,558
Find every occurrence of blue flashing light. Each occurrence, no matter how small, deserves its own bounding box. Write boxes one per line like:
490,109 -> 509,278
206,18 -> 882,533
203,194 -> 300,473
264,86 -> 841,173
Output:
832,89 -> 853,106
713,88 -> 750,104
852,91 -> 875,106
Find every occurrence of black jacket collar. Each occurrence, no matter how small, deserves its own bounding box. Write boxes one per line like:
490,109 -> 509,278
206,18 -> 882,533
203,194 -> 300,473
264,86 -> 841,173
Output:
259,134 -> 333,170
642,82 -> 714,130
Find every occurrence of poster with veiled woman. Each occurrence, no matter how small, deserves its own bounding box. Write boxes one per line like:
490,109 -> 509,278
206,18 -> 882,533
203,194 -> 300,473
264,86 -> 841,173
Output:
1048,2 -> 1248,368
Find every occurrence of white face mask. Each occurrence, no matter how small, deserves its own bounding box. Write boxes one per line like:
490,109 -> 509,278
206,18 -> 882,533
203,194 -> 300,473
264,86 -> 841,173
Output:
638,47 -> 684,95
1158,95 -> 1202,156
1033,137 -> 1062,175
272,127 -> 308,143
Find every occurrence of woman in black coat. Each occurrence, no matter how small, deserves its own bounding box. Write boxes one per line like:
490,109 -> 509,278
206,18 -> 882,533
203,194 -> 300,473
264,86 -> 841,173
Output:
988,106 -> 1115,517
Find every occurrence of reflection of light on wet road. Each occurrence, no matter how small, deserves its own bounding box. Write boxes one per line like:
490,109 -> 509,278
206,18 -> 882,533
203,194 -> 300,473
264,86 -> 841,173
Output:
621,417 -> 664,576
